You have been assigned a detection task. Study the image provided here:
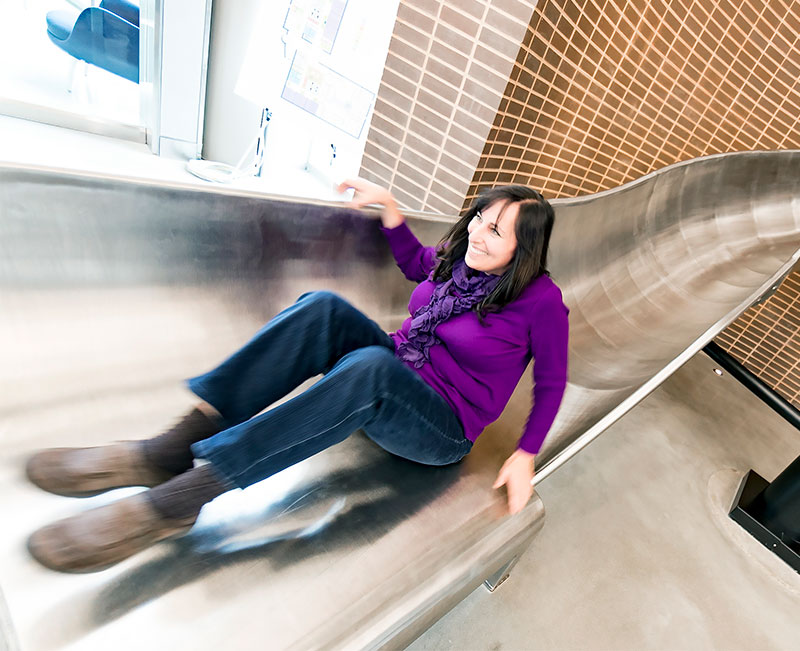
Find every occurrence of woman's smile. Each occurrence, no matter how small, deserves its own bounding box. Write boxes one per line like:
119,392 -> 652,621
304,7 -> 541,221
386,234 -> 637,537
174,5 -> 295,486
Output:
464,200 -> 519,275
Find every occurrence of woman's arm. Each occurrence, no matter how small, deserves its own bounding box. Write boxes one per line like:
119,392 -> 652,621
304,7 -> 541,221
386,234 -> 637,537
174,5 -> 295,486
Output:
337,177 -> 404,228
338,178 -> 438,282
493,286 -> 569,514
519,286 -> 569,454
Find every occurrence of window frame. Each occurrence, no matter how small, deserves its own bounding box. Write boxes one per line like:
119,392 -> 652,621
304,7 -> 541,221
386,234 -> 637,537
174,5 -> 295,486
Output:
0,0 -> 212,155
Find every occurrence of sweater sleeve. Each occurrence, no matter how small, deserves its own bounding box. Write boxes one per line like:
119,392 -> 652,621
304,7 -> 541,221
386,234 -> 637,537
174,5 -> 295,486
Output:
379,221 -> 438,282
518,285 -> 570,454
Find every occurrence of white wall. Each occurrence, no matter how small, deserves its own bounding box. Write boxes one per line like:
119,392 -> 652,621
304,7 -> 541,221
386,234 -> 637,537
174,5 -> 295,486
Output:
202,1 -> 398,200
202,0 -> 263,166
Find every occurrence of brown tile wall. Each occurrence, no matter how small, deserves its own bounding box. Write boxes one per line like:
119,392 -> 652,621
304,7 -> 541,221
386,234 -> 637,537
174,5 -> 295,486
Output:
464,0 -> 800,408
359,0 -> 539,214
364,0 -> 800,407
715,267 -> 800,408
467,0 -> 800,202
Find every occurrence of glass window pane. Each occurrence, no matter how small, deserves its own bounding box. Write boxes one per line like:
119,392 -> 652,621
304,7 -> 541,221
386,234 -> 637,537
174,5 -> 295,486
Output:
0,0 -> 142,130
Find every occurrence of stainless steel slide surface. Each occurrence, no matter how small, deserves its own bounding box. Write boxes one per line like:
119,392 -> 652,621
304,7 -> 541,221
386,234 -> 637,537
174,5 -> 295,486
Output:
0,166 -> 542,651
1,150 -> 799,649
533,150 -> 800,480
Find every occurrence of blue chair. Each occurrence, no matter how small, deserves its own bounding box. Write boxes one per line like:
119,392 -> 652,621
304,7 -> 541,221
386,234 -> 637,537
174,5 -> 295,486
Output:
46,1 -> 140,84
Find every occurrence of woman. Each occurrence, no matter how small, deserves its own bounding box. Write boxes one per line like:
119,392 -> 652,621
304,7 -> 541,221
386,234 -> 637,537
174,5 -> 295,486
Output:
25,178 -> 569,573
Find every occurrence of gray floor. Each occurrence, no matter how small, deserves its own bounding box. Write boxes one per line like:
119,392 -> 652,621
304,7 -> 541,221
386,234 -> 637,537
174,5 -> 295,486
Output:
409,352 -> 800,651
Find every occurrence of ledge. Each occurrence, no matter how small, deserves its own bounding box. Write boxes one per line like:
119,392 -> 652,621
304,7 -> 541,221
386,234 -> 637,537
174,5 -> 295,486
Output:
0,114 -> 344,201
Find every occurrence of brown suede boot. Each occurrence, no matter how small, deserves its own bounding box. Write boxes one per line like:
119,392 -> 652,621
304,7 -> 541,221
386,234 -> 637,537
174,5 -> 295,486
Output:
25,442 -> 176,498
27,493 -> 196,573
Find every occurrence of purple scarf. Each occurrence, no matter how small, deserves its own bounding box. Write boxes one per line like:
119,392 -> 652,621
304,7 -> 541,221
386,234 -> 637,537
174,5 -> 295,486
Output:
397,258 -> 502,368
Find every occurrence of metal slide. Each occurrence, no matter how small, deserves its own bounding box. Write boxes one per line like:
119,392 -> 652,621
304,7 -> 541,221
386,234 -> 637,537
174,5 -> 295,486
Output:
1,150 -> 799,650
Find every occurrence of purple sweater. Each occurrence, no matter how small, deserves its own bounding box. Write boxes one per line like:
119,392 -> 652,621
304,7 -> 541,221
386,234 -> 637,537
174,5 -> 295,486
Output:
380,221 -> 569,454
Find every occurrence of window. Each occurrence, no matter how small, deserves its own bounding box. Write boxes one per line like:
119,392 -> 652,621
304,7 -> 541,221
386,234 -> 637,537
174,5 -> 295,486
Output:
0,0 -> 145,140
0,0 -> 212,157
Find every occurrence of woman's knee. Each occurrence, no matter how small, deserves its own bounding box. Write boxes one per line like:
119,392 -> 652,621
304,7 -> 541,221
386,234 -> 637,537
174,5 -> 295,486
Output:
332,346 -> 396,382
343,345 -> 395,365
297,290 -> 359,322
297,290 -> 347,309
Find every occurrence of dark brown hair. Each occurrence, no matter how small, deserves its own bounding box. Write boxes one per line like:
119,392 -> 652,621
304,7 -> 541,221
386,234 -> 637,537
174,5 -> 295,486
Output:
432,185 -> 555,323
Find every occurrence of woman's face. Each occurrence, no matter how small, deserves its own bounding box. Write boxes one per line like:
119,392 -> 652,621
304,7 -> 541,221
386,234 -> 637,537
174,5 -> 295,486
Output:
465,200 -> 519,275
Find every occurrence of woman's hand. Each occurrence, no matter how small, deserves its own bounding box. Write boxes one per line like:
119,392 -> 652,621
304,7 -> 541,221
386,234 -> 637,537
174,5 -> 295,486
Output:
336,177 -> 404,228
493,449 -> 536,515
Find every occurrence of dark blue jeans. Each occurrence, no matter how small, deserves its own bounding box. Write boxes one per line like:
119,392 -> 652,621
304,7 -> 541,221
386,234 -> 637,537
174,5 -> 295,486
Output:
188,291 -> 471,489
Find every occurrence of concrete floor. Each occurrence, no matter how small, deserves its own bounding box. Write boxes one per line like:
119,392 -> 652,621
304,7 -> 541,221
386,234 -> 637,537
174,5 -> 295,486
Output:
408,352 -> 800,651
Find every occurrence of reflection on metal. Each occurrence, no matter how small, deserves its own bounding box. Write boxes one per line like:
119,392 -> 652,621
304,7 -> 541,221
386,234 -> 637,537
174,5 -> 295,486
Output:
1,149 -> 799,648
483,554 -> 520,592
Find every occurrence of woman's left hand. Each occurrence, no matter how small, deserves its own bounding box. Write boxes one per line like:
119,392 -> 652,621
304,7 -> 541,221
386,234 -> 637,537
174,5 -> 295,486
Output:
493,449 -> 536,515
336,177 -> 404,228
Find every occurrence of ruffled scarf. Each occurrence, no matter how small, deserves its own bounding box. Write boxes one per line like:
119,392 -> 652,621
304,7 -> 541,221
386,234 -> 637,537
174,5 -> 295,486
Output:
397,258 -> 502,368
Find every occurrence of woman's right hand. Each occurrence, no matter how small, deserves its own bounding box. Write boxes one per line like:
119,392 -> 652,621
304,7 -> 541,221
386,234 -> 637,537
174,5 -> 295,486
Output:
336,178 -> 405,228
